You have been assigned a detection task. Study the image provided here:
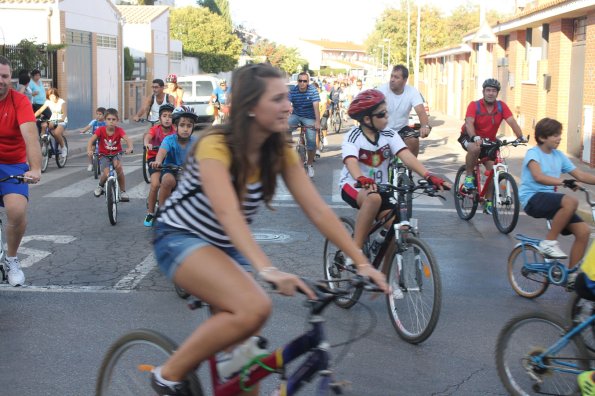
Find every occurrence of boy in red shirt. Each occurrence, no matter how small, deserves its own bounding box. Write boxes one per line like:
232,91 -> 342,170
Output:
86,108 -> 134,201
143,104 -> 175,226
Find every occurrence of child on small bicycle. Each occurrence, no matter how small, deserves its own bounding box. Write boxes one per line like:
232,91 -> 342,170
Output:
150,106 -> 198,213
80,107 -> 106,172
143,103 -> 175,227
86,108 -> 134,202
340,89 -> 449,266
519,117 -> 595,267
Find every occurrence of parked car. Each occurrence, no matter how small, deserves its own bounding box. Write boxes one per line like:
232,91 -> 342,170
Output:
408,94 -> 430,129
177,75 -> 218,129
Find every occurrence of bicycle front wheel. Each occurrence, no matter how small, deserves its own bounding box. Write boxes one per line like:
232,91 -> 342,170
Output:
397,172 -> 413,219
93,155 -> 100,180
142,146 -> 151,184
453,165 -> 478,220
507,245 -> 549,298
96,329 -> 204,396
493,172 -> 520,234
40,139 -> 50,173
56,136 -> 68,168
568,294 -> 595,352
333,111 -> 341,134
322,217 -> 363,309
495,312 -> 589,396
106,179 -> 118,225
386,236 -> 441,343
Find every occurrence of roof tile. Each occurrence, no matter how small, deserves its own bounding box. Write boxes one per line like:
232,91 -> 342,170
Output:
117,5 -> 169,24
302,39 -> 365,52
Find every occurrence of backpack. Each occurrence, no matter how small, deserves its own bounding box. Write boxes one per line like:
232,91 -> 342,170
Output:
460,100 -> 503,134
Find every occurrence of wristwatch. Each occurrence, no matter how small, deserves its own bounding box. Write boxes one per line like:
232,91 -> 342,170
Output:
422,124 -> 431,129
473,135 -> 481,142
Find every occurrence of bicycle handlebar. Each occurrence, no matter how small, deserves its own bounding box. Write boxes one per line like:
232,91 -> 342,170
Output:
98,151 -> 133,159
480,137 -> 528,148
355,179 -> 448,198
0,174 -> 29,184
562,180 -> 595,207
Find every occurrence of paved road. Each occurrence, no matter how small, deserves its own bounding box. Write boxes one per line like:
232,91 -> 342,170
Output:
0,115 -> 585,395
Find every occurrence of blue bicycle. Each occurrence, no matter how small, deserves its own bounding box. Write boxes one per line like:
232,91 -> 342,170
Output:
495,308 -> 593,395
507,187 -> 595,298
38,117 -> 68,172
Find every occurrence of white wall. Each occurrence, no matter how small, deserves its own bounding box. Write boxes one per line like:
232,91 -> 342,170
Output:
181,57 -> 199,76
62,0 -> 120,35
151,12 -> 169,55
97,47 -> 119,109
0,8 -> 50,44
154,53 -> 169,81
123,25 -> 151,54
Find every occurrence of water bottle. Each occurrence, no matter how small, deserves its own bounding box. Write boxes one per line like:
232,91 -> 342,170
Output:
217,336 -> 269,380
369,229 -> 387,257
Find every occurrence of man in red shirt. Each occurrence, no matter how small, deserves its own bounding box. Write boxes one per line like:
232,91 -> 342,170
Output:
458,78 -> 524,213
0,55 -> 42,286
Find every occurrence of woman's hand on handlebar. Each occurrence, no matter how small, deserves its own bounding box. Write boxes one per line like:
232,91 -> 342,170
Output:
151,160 -> 162,169
356,176 -> 377,191
356,264 -> 389,293
424,172 -> 451,191
259,268 -> 316,299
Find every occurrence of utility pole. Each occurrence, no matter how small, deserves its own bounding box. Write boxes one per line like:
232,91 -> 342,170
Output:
415,0 -> 420,89
406,0 -> 411,69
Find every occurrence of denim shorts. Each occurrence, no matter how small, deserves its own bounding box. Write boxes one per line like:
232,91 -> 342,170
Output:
153,221 -> 251,280
288,115 -> 317,151
0,163 -> 29,206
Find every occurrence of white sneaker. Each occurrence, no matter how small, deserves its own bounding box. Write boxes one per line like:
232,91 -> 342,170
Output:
94,185 -> 104,197
87,164 -> 93,172
120,191 -> 129,202
316,149 -> 321,158
538,240 -> 568,259
5,257 -> 25,287
61,146 -> 68,157
307,165 -> 314,178
322,136 -> 329,146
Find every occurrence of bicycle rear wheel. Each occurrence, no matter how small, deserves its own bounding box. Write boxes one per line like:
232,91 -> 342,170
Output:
495,312 -> 589,396
453,165 -> 478,220
322,217 -> 363,309
142,146 -> 151,184
93,155 -> 100,180
96,329 -> 203,396
106,179 -> 118,225
56,136 -> 68,168
492,172 -> 520,234
507,245 -> 549,298
568,294 -> 595,352
40,139 -> 49,173
386,236 -> 441,343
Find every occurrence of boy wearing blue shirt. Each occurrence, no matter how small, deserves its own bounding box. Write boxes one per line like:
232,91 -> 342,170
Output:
80,107 -> 107,171
151,106 -> 198,207
519,117 -> 595,268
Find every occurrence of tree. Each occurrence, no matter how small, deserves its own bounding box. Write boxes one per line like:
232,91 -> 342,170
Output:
170,6 -> 242,73
198,0 -> 232,29
124,47 -> 134,81
137,0 -> 154,4
250,39 -> 306,75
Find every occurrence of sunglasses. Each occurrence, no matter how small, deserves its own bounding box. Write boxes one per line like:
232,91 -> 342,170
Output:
371,110 -> 388,119
152,85 -> 161,89
298,79 -> 308,83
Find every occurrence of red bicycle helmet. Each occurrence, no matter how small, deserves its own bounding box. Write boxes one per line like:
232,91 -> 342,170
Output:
166,74 -> 178,84
348,89 -> 385,120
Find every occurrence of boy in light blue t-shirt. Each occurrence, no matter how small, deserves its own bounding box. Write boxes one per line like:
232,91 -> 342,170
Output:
519,117 -> 595,269
80,107 -> 107,171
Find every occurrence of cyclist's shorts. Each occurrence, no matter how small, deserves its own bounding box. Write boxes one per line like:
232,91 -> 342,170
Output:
147,157 -> 159,176
153,221 -> 250,280
524,192 -> 583,235
99,154 -> 122,171
288,115 -> 316,151
0,163 -> 29,206
398,126 -> 420,139
160,167 -> 180,182
341,183 -> 393,213
458,131 -> 494,159
575,273 -> 595,302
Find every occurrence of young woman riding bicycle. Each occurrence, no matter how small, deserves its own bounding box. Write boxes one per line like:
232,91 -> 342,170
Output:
151,63 -> 388,395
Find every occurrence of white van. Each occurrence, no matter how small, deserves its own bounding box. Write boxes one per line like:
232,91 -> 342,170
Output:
177,74 -> 218,129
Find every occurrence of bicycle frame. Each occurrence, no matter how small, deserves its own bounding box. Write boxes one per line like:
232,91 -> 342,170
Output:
531,314 -> 595,375
101,155 -> 121,203
473,152 -> 506,204
207,317 -> 332,396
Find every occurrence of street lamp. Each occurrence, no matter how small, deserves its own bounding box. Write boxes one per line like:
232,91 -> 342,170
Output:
383,38 -> 391,74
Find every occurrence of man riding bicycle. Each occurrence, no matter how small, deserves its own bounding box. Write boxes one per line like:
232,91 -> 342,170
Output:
458,78 -> 525,214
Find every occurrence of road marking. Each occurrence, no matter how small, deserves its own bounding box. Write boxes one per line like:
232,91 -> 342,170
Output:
126,181 -> 150,199
114,253 -> 156,290
0,284 -> 127,293
19,235 -> 77,268
32,166 -> 84,186
45,165 -> 141,198
332,170 -> 341,202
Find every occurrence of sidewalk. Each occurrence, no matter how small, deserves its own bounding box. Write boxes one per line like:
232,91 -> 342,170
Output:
428,111 -> 594,224
64,120 -> 149,158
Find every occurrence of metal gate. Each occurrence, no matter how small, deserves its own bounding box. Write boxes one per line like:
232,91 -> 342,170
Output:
65,30 -> 93,129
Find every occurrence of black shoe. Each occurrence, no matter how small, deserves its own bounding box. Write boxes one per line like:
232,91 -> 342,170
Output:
150,372 -> 191,396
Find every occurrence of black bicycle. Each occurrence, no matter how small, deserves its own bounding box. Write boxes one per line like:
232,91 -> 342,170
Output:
323,179 -> 445,343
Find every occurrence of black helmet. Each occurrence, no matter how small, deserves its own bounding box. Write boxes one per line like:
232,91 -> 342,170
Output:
159,103 -> 175,116
172,105 -> 198,123
482,78 -> 501,91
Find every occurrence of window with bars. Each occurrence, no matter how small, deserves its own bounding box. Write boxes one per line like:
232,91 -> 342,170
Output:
573,17 -> 587,42
170,51 -> 182,61
97,35 -> 117,48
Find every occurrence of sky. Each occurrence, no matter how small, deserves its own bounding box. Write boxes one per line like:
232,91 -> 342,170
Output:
174,0 -> 517,45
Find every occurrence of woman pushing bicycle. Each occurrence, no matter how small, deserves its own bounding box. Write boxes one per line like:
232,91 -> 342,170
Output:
339,89 -> 449,266
151,63 -> 388,395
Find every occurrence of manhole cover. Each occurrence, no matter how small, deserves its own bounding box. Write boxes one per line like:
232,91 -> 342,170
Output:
253,233 -> 290,242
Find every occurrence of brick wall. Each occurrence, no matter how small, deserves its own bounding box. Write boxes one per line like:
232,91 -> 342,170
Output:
584,11 -> 595,166
56,11 -> 67,98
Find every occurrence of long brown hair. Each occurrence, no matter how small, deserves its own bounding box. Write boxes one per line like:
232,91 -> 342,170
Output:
201,63 -> 288,207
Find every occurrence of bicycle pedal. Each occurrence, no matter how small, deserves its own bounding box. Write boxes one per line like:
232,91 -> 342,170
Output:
330,380 -> 352,392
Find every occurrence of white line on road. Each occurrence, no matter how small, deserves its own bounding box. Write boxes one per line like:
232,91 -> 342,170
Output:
45,165 -> 141,198
32,166 -> 84,186
114,253 -> 156,290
